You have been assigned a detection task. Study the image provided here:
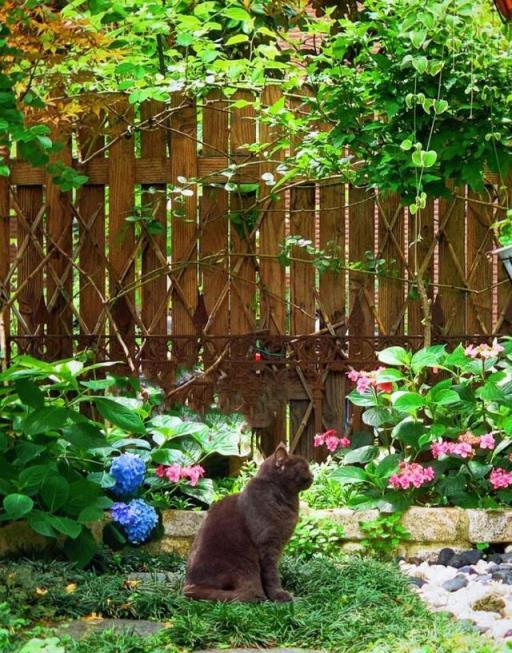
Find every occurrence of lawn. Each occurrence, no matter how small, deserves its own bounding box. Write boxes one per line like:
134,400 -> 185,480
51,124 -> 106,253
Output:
0,552 -> 501,653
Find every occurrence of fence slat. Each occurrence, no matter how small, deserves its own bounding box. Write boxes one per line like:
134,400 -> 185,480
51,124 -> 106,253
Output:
378,193 -> 404,335
439,187 -> 466,335
170,93 -> 198,363
16,185 -> 44,344
319,180 -> 346,440
230,90 -> 256,335
141,100 -> 168,360
108,98 -> 136,360
78,116 -> 105,338
0,162 -> 9,364
467,191 -> 492,335
259,85 -> 286,335
46,131 -> 73,357
348,187 -> 375,357
201,90 -> 229,341
408,199 -> 434,336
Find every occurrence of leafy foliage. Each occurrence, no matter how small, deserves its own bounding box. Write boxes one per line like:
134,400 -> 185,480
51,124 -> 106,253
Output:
285,515 -> 345,559
0,355 -> 245,561
327,338 -> 512,511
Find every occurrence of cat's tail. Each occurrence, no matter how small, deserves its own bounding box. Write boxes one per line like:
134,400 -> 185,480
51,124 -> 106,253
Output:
183,583 -> 265,603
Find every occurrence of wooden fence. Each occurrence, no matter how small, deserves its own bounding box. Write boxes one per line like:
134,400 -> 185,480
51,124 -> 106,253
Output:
0,89 -> 511,457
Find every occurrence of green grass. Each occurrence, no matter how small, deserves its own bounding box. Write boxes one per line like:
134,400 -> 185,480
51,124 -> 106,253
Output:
0,552 -> 504,653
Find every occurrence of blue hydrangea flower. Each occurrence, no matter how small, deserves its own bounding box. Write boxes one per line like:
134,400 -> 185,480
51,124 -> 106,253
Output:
111,499 -> 158,544
110,453 -> 145,497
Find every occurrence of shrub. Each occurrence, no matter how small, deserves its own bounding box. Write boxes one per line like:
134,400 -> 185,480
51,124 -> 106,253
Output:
0,355 -> 245,562
315,339 -> 512,511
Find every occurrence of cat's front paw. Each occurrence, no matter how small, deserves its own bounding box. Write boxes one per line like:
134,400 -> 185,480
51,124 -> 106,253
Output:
270,589 -> 293,602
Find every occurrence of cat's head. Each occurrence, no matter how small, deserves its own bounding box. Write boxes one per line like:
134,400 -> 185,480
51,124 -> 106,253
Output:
260,443 -> 314,492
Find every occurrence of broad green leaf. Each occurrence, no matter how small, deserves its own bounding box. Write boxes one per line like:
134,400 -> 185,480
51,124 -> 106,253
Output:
41,476 -> 70,512
331,466 -> 368,485
223,7 -> 252,22
78,506 -> 105,523
375,454 -> 401,478
344,445 -> 379,465
434,99 -> 449,114
23,407 -> 69,435
19,464 -> 55,490
423,150 -> 437,167
3,493 -> 33,519
412,56 -> 428,74
400,138 -> 412,151
375,368 -> 404,382
62,423 -> 106,449
181,478 -> 215,505
377,346 -> 410,366
64,527 -> 97,567
27,510 -> 56,538
468,460 -> 492,479
429,388 -> 460,405
48,515 -> 82,539
226,34 -> 249,45
15,378 -> 44,409
391,391 -> 424,411
391,420 -> 425,447
94,398 -> 146,435
363,407 -> 394,427
347,391 -> 378,407
411,345 -> 445,372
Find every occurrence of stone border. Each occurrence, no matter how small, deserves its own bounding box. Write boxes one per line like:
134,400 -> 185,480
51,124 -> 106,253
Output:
2,508 -> 512,559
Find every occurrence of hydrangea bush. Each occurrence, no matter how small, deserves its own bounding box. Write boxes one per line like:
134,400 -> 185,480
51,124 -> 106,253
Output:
315,338 -> 512,511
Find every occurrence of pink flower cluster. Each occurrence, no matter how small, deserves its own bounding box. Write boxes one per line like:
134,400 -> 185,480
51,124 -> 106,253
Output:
431,432 -> 495,459
313,429 -> 351,452
389,462 -> 435,490
155,464 -> 205,486
346,367 -> 393,394
489,468 -> 512,490
464,339 -> 504,360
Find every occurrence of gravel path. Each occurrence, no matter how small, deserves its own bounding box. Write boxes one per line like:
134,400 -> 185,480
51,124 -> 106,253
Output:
402,548 -> 512,640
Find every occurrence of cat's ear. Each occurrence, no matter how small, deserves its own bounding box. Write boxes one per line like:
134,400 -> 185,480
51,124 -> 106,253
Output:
274,442 -> 288,468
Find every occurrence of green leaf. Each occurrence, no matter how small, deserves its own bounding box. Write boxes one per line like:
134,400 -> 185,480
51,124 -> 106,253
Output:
400,139 -> 413,151
19,464 -> 55,491
362,407 -> 394,427
375,454 -> 401,478
468,460 -> 492,479
331,466 -> 368,485
181,478 -> 215,505
223,7 -> 252,22
409,29 -> 427,48
344,445 -> 379,465
226,34 -> 249,45
15,378 -> 44,409
375,368 -> 404,382
41,476 -> 70,512
392,392 -> 424,411
49,515 -> 82,539
411,345 -> 445,372
64,527 -> 97,567
3,493 -> 33,519
347,391 -> 378,407
62,423 -> 106,449
27,510 -> 56,538
377,346 -> 410,366
94,398 -> 146,435
78,506 -> 105,523
423,150 -> 437,167
23,407 -> 69,435
412,56 -> 428,74
391,420 -> 426,447
434,99 -> 449,114
430,388 -> 460,406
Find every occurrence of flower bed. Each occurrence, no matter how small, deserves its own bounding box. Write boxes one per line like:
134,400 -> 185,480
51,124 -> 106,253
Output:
314,340 -> 512,512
